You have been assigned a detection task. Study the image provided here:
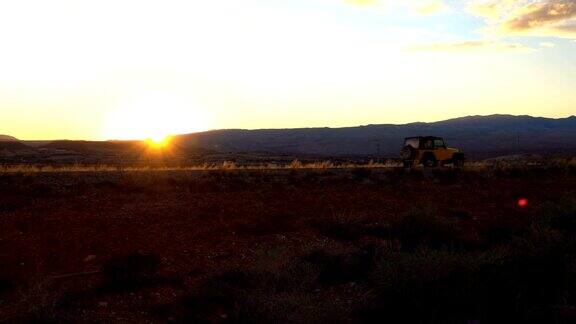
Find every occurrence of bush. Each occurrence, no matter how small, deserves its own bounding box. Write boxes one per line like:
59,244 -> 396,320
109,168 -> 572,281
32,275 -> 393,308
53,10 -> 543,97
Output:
170,246 -> 360,323
0,277 -> 14,295
538,197 -> 576,234
303,247 -> 376,286
360,241 -> 574,323
311,213 -> 367,242
100,252 -> 161,292
234,213 -> 298,236
357,208 -> 576,323
388,207 -> 462,251
363,249 -> 483,322
11,280 -> 70,323
351,168 -> 372,181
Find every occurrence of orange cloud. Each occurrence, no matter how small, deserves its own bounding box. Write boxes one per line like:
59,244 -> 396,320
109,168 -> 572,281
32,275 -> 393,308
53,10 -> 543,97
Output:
504,1 -> 576,31
469,0 -> 576,38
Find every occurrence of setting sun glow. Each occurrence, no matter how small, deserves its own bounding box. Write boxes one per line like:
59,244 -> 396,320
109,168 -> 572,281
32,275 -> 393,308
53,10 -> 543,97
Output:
145,136 -> 171,149
102,92 -> 211,141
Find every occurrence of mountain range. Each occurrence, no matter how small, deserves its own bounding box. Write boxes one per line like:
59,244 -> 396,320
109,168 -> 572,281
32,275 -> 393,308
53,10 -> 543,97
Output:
172,114 -> 576,158
2,114 -> 576,159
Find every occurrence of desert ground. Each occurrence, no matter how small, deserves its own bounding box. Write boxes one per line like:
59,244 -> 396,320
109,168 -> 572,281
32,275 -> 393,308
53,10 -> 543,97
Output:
1,163 -> 576,323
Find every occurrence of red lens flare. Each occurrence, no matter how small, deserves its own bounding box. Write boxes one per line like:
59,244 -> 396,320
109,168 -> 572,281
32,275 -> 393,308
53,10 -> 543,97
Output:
517,198 -> 529,208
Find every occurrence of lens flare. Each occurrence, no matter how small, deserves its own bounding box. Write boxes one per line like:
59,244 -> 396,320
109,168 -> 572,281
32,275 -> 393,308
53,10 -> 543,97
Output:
517,198 -> 529,208
145,135 -> 171,149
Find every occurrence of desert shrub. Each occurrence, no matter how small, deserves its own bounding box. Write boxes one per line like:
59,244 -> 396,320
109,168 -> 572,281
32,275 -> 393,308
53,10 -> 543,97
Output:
431,168 -> 461,184
100,252 -> 161,292
9,279 -> 71,323
359,206 -> 576,324
114,175 -> 145,193
0,276 -> 14,295
235,290 -> 350,323
0,195 -> 32,213
306,161 -> 334,169
313,208 -> 464,250
169,245 -> 361,323
363,249 -> 485,322
388,207 -> 462,251
569,163 -> 576,174
538,197 -> 576,234
12,177 -> 56,198
486,163 -> 572,180
187,178 -> 220,193
171,268 -> 299,322
234,213 -> 298,236
351,167 -> 372,181
303,247 -> 376,286
476,215 -> 529,246
311,213 -> 367,242
200,171 -> 251,192
93,179 -> 118,189
289,159 -> 303,169
360,239 -> 574,323
220,161 -> 237,170
220,177 -> 250,192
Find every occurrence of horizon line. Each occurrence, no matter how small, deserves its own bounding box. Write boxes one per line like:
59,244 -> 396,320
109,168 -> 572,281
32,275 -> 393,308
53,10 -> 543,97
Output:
3,113 -> 575,142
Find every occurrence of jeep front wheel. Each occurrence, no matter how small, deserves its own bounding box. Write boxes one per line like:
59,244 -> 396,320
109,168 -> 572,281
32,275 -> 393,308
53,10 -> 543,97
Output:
421,155 -> 437,168
400,146 -> 416,160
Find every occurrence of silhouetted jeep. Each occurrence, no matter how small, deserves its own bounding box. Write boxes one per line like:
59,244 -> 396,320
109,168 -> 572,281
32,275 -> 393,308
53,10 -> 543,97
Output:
400,136 -> 465,168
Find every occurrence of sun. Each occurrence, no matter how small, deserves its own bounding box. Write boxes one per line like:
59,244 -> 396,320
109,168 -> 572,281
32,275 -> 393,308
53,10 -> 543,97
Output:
145,135 -> 171,149
102,92 -> 211,141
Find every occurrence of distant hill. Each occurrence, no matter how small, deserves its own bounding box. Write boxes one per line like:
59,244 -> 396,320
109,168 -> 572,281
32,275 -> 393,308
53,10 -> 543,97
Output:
0,135 -> 18,142
173,115 -> 576,158
0,142 -> 29,151
0,135 -> 30,152
3,115 -> 576,160
40,140 -> 144,154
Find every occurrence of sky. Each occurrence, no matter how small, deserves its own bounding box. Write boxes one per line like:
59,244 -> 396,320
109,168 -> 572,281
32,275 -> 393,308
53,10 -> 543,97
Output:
1,0 -> 575,140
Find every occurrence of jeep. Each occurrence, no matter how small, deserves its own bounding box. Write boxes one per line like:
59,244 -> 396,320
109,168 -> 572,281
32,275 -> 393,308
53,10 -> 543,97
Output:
400,136 -> 465,168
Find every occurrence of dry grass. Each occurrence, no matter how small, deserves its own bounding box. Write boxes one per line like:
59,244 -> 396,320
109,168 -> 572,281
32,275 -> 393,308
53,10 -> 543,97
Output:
2,156 -> 575,174
0,159 -> 400,173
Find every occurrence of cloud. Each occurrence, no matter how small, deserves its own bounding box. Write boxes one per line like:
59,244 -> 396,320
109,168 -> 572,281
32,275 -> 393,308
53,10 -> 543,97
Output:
345,0 -> 379,6
413,0 -> 450,15
468,2 -> 502,19
504,1 -> 576,31
540,41 -> 555,47
468,0 -> 576,38
345,0 -> 450,15
407,40 -> 533,52
552,22 -> 576,35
